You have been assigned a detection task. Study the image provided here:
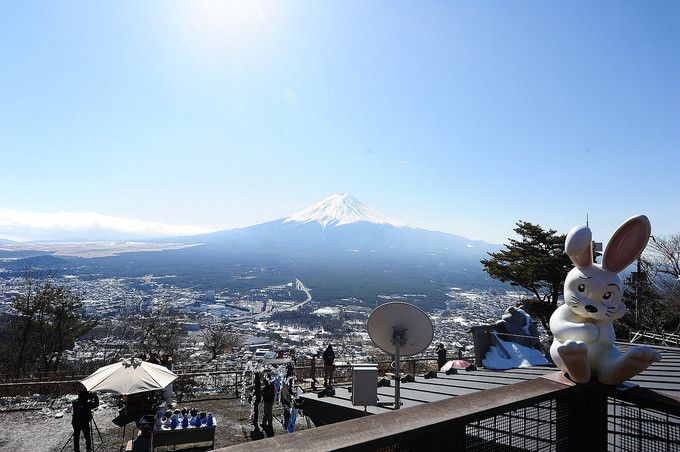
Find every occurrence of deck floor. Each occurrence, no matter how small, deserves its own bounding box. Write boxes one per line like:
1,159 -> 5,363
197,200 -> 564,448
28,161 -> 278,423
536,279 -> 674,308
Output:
300,343 -> 680,426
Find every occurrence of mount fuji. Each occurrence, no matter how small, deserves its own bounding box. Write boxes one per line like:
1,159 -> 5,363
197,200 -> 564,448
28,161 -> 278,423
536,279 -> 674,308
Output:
181,193 -> 495,258
284,194 -> 403,227
4,195 -> 502,310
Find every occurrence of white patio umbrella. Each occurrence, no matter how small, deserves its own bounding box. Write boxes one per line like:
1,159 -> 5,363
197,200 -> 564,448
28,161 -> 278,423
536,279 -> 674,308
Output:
81,357 -> 177,395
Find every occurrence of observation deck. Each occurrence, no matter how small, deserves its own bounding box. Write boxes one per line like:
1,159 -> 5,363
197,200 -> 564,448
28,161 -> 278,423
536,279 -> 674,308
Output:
219,343 -> 680,451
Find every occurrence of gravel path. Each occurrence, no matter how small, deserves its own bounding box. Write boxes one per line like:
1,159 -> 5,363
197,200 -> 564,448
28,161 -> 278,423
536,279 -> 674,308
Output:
1,395 -> 308,451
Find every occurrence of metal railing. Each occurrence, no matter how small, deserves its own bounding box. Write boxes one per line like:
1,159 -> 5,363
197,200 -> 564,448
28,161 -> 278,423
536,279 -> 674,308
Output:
0,355 -> 467,400
630,330 -> 680,347
607,396 -> 680,451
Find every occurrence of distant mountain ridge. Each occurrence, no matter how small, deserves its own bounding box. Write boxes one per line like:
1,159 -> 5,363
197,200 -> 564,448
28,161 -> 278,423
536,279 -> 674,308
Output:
5,254 -> 67,270
179,194 -> 496,257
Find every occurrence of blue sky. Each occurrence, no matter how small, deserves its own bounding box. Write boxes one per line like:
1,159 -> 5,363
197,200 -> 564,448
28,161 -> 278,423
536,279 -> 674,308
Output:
1,1 -> 678,243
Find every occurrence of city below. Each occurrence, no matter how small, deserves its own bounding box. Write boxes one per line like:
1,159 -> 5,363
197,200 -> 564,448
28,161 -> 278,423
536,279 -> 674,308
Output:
0,270 -> 527,370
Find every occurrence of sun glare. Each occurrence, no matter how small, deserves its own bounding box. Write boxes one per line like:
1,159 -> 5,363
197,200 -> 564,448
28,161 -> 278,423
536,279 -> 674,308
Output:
170,0 -> 276,59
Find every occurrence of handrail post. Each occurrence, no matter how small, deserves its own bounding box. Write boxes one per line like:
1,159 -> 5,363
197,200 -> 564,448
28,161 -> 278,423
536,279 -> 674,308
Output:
310,357 -> 316,390
394,343 -> 401,409
557,385 -> 607,452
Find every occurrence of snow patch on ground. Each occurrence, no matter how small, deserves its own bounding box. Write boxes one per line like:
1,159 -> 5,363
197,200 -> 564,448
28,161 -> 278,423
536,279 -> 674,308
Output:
482,333 -> 549,370
459,292 -> 482,301
313,307 -> 339,316
450,316 -> 469,326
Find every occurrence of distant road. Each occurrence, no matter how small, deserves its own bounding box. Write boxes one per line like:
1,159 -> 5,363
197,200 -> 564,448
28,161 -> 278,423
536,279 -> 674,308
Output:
291,278 -> 312,310
240,278 -> 312,319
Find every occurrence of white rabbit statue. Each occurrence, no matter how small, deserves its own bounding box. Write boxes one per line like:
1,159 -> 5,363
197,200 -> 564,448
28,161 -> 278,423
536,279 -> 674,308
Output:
550,215 -> 661,384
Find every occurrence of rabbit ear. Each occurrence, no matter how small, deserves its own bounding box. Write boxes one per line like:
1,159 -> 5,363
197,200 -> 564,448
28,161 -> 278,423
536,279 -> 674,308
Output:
565,225 -> 593,269
602,215 -> 651,274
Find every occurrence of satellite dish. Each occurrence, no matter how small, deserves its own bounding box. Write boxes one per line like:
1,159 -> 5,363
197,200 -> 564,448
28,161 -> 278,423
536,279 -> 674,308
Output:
367,302 -> 434,409
368,302 -> 434,356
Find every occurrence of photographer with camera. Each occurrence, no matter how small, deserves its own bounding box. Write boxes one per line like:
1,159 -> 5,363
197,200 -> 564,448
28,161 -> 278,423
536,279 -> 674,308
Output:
71,386 -> 99,452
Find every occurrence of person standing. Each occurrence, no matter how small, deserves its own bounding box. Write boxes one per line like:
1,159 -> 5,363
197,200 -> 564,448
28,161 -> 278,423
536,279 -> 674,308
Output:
147,353 -> 161,365
250,372 -> 262,432
261,374 -> 275,437
280,381 -> 292,431
436,343 -> 447,371
322,345 -> 335,387
160,354 -> 174,405
72,387 -> 99,452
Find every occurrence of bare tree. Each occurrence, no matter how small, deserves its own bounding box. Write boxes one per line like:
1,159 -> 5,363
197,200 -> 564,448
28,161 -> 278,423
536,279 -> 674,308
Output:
0,275 -> 96,375
621,234 -> 680,337
646,234 -> 680,335
649,234 -> 680,280
201,321 -> 241,361
127,299 -> 184,359
71,298 -> 186,371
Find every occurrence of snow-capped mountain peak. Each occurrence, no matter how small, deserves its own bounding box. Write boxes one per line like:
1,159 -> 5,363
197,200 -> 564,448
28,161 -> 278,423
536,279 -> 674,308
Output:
284,194 -> 404,228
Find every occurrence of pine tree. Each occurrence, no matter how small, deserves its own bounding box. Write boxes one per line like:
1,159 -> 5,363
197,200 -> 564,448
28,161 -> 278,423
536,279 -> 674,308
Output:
481,221 -> 572,329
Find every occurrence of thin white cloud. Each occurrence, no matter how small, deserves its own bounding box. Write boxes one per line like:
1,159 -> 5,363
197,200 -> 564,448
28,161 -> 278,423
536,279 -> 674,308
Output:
0,209 -> 215,242
388,160 -> 409,165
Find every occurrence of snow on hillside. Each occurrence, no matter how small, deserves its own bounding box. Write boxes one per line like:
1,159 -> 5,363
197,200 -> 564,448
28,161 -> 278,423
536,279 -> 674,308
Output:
284,194 -> 404,228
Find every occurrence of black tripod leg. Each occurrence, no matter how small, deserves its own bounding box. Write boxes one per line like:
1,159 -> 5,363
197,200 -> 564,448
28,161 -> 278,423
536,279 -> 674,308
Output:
59,432 -> 74,452
90,418 -> 104,450
92,418 -> 103,443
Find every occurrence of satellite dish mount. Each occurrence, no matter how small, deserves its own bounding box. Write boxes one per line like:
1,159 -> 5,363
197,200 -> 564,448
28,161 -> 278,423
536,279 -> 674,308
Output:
392,327 -> 408,409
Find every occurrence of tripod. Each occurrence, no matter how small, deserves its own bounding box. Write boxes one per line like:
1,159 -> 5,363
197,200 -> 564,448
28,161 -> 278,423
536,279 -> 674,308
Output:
60,416 -> 104,452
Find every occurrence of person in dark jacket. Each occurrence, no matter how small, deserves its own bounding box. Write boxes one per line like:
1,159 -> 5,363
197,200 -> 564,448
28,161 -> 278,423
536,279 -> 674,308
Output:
160,354 -> 174,405
72,387 -> 99,452
147,353 -> 161,365
261,375 -> 275,437
281,381 -> 292,431
322,345 -> 335,387
250,372 -> 262,430
436,343 -> 447,370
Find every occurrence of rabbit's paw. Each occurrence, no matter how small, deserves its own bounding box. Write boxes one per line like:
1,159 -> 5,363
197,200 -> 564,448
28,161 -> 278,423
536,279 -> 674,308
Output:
599,346 -> 661,385
557,340 -> 591,383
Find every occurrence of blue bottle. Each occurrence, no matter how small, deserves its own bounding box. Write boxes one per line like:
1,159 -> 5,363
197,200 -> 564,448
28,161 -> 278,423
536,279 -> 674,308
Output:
170,414 -> 178,429
206,413 -> 213,427
181,414 -> 188,429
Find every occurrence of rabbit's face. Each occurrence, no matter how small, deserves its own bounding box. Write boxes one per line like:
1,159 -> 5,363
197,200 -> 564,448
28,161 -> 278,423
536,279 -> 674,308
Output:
564,265 -> 625,321
562,215 -> 650,322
